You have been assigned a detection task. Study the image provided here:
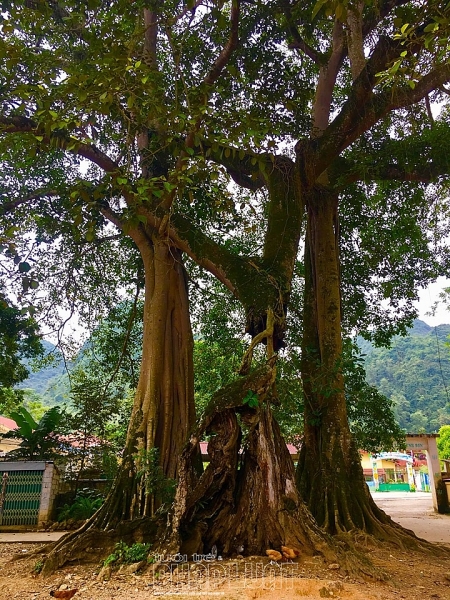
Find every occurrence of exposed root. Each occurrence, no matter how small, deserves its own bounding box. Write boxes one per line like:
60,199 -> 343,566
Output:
41,516 -> 160,577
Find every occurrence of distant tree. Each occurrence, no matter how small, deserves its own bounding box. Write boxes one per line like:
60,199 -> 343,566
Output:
437,425 -> 450,460
364,322 -> 450,432
409,410 -> 429,433
20,389 -> 48,421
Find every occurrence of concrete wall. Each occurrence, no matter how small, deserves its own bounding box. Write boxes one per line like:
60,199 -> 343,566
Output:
38,462 -> 60,525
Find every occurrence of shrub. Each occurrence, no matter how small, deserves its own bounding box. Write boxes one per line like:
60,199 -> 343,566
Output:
58,489 -> 103,522
103,541 -> 151,567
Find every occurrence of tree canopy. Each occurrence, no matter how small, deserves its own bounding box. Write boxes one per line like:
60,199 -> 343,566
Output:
0,290 -> 43,413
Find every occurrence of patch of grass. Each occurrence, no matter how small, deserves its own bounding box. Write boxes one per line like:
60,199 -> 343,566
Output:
33,559 -> 44,574
103,541 -> 151,567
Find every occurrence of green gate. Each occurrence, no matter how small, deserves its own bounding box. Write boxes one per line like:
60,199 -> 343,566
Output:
0,464 -> 45,526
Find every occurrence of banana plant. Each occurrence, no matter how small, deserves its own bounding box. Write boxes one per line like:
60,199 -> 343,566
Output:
2,406 -> 63,460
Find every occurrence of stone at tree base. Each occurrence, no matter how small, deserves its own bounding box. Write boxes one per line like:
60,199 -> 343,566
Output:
97,565 -> 111,581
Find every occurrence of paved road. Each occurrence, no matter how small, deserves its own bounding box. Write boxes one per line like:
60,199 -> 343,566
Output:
372,491 -> 450,544
0,530 -> 66,543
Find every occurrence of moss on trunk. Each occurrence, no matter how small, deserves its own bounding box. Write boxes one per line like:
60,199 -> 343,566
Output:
296,187 -> 437,549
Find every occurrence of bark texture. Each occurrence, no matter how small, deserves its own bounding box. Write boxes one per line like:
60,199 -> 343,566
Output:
42,235 -> 196,575
158,360 -> 335,561
296,187 -> 433,547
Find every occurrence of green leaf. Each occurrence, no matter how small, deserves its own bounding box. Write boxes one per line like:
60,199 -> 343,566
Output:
312,0 -> 328,19
18,261 -> 31,273
423,22 -> 439,33
389,59 -> 403,74
243,390 -> 259,408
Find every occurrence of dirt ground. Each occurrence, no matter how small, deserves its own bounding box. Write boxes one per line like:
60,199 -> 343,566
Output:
1,494 -> 450,600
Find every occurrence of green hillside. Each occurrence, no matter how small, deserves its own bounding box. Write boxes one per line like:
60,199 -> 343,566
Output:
362,320 -> 450,432
18,340 -> 70,405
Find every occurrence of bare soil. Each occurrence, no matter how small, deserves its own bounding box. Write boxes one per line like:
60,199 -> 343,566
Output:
0,539 -> 450,600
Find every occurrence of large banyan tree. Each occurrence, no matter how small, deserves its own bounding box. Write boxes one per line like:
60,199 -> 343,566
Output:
2,0 -> 450,572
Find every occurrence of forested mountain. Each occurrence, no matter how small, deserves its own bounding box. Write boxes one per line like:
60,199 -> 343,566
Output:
362,320 -> 450,433
18,340 -> 70,405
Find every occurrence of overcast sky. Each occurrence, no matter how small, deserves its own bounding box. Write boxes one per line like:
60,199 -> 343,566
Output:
416,277 -> 450,326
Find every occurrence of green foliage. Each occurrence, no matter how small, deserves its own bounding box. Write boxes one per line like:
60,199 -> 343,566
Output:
57,489 -> 103,522
17,340 -> 69,406
135,447 -> 176,509
57,367 -> 128,486
0,387 -> 24,419
363,320 -> 450,432
33,559 -> 44,574
194,339 -> 244,417
1,0 -> 450,538
0,291 -> 43,407
103,541 -> 150,567
344,340 -> 406,453
243,390 -> 259,408
437,425 -> 450,460
2,405 -> 64,460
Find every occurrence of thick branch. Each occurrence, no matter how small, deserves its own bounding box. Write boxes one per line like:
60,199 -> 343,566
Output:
331,159 -> 449,186
312,20 -> 345,135
346,1 -> 365,81
304,42 -> 450,181
143,9 -> 158,67
203,141 -> 267,190
387,63 -> 450,111
262,155 -> 303,274
204,0 -> 240,87
0,115 -> 120,173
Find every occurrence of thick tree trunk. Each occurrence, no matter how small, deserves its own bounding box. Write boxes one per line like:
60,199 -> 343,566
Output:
296,187 -> 422,543
96,235 -> 196,525
42,235 -> 196,574
159,360 -> 335,561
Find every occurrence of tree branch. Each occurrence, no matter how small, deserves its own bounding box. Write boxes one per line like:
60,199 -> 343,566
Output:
204,0 -> 240,87
0,115 -> 120,173
346,1 -> 365,81
0,189 -> 60,215
329,124 -> 450,186
303,34 -> 436,181
362,0 -> 412,40
281,0 -> 324,64
331,159 -> 448,187
172,0 -> 206,24
312,19 -> 346,135
202,141 -> 267,190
